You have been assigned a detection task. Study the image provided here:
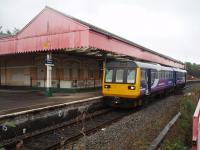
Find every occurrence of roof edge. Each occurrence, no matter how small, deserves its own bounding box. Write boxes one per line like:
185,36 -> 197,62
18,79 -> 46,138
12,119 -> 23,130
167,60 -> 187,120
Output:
45,6 -> 184,65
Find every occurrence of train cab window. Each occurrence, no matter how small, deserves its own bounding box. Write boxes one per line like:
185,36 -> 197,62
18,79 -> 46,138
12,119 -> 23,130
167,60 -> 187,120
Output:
115,69 -> 124,83
105,69 -> 113,82
127,70 -> 136,84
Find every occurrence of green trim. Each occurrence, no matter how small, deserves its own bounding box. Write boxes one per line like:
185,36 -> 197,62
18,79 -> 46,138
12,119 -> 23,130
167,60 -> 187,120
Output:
45,88 -> 52,96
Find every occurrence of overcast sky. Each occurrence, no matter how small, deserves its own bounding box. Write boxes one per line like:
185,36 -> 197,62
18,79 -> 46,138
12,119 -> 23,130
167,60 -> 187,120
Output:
0,0 -> 200,64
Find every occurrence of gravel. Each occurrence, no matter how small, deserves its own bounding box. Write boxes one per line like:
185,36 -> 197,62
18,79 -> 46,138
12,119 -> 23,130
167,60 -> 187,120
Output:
74,94 -> 182,150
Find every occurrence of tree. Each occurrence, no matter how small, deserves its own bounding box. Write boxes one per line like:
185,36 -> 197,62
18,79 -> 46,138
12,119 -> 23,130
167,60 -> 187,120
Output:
0,26 -> 20,35
186,62 -> 200,78
6,30 -> 11,35
0,26 -> 3,34
13,28 -> 20,34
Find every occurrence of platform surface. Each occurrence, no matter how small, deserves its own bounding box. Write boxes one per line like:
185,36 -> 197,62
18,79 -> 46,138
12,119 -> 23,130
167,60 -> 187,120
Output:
0,89 -> 101,116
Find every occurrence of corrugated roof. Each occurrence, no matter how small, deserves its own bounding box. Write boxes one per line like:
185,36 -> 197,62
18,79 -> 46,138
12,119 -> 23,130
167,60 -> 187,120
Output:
46,6 -> 184,65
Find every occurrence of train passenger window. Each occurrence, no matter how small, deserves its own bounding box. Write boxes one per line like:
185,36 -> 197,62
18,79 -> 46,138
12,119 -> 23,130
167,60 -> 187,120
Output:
163,71 -> 164,79
127,70 -> 136,84
115,69 -> 124,83
158,71 -> 162,79
163,71 -> 165,79
105,69 -> 113,82
155,71 -> 158,79
160,71 -> 163,79
151,71 -> 156,83
151,72 -> 154,84
166,72 -> 169,79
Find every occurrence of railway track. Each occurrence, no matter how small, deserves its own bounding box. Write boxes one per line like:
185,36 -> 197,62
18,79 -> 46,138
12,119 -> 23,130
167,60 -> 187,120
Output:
27,109 -> 135,150
2,82 -> 199,150
5,91 -> 174,150
4,108 -> 135,150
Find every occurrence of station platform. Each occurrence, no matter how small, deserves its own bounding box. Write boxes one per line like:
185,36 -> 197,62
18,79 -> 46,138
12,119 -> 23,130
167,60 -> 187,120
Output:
0,89 -> 102,116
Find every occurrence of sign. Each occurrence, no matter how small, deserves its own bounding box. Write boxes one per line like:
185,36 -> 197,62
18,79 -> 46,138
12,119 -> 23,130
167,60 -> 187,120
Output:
45,59 -> 54,66
43,43 -> 49,49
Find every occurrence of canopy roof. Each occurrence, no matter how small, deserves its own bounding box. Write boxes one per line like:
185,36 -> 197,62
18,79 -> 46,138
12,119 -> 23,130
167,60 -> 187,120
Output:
0,6 -> 184,69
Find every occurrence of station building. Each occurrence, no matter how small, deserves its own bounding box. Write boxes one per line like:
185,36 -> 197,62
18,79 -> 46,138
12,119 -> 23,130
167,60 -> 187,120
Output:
0,53 -> 101,89
0,6 -> 185,95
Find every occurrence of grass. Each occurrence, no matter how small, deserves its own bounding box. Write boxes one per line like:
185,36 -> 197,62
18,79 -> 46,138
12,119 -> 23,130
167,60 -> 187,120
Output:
161,86 -> 200,150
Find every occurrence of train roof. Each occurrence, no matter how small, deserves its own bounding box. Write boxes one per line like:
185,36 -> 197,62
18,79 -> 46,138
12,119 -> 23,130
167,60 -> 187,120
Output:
135,61 -> 187,72
106,60 -> 186,72
135,61 -> 162,70
173,68 -> 187,73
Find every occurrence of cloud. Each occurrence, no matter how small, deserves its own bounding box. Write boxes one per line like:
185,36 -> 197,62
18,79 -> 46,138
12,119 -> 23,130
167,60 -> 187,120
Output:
0,0 -> 200,63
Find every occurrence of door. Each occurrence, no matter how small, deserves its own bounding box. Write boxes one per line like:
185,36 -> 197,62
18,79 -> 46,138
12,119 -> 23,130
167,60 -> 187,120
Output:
147,69 -> 151,94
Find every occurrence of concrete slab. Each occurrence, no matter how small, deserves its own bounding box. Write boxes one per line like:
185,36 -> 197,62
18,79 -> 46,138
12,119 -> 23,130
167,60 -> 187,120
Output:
0,89 -> 102,116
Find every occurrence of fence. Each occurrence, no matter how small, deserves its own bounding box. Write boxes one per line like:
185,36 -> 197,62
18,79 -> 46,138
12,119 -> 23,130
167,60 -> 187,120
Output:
193,100 -> 200,150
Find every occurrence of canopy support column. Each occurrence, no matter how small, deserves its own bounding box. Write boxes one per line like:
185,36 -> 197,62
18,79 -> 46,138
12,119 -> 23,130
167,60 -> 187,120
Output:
45,53 -> 53,96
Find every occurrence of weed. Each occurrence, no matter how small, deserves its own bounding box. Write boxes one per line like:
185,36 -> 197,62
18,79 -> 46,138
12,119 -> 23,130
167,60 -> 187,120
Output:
162,86 -> 200,150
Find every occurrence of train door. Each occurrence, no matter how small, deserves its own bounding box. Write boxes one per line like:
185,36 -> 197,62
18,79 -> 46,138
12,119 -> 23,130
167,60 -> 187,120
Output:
147,69 -> 151,94
173,71 -> 177,86
141,69 -> 150,95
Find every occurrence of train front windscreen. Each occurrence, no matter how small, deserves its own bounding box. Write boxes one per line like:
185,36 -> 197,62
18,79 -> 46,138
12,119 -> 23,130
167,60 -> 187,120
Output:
105,68 -> 136,84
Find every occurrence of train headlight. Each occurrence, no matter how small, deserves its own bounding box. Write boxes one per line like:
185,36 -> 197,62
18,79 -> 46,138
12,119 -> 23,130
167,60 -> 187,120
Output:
128,86 -> 135,90
104,85 -> 111,88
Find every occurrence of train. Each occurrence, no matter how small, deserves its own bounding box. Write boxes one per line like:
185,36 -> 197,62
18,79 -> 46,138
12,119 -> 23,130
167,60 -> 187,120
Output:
102,60 -> 187,107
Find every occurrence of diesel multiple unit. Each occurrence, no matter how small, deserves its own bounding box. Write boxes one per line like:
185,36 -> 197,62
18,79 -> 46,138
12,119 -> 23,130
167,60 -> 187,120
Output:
102,61 -> 186,106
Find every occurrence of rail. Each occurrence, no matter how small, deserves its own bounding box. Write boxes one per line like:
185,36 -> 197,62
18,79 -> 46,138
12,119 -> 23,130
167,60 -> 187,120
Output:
192,99 -> 200,150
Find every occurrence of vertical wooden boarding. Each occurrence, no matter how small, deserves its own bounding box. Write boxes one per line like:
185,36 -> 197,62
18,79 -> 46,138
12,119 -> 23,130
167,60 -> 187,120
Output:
193,100 -> 200,150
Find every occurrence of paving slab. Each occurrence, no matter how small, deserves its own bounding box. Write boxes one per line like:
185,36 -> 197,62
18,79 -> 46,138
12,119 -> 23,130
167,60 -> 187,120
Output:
0,89 -> 101,115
